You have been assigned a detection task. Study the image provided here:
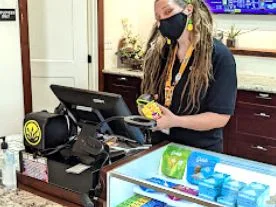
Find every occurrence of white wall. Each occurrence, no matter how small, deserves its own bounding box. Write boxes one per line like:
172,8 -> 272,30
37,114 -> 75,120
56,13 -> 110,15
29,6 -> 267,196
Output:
214,14 -> 276,77
104,0 -> 155,69
104,0 -> 276,76
0,0 -> 24,136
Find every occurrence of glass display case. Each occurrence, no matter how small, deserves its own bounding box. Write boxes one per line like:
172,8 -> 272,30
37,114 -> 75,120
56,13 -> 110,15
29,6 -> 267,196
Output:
107,143 -> 276,207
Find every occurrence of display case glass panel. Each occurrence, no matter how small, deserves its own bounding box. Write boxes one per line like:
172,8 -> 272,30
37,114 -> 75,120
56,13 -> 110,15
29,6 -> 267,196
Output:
108,143 -> 276,207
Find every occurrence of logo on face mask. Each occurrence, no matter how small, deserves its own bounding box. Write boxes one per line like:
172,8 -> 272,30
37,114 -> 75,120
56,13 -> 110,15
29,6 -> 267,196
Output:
159,12 -> 188,41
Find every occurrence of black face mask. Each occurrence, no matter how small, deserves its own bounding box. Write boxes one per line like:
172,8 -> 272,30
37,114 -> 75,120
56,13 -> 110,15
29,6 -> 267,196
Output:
159,12 -> 187,41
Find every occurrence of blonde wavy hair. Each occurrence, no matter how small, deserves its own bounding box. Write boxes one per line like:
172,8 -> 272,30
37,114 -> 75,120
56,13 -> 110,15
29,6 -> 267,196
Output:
141,0 -> 214,114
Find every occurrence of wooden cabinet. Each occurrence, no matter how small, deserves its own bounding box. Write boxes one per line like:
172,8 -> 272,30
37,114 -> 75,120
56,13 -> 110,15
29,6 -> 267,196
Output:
224,90 -> 276,165
103,73 -> 142,114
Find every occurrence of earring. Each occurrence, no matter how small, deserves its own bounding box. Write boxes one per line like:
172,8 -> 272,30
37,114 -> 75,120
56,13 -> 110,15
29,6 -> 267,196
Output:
167,38 -> 171,45
187,19 -> 193,31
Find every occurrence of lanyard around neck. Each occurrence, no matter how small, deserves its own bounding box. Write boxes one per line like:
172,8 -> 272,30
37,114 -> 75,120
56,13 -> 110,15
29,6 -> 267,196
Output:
165,44 -> 194,107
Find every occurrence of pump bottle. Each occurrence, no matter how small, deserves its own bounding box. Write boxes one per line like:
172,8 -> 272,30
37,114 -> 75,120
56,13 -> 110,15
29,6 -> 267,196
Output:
0,136 -> 17,189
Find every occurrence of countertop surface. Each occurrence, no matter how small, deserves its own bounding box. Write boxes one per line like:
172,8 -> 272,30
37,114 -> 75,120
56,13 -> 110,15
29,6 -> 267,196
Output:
103,68 -> 143,78
0,188 -> 62,207
103,68 -> 276,94
237,73 -> 276,94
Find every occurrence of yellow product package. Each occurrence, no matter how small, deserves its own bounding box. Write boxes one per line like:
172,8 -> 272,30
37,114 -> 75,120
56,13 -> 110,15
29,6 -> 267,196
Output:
141,101 -> 162,120
137,94 -> 162,120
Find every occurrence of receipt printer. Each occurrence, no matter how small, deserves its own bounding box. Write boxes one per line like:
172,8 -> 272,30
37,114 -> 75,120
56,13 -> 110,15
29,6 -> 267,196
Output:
23,111 -> 69,152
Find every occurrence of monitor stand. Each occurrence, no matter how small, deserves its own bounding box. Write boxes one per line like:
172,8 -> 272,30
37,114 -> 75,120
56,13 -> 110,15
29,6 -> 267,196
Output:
92,109 -> 113,135
63,103 -> 113,135
72,124 -> 104,165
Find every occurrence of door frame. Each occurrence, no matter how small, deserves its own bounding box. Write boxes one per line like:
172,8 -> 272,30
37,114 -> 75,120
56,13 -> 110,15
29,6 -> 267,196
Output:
19,0 -> 32,115
19,0 -> 105,115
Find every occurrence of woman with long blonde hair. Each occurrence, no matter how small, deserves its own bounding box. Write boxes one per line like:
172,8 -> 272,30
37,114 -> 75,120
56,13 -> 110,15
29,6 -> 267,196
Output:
142,0 -> 237,152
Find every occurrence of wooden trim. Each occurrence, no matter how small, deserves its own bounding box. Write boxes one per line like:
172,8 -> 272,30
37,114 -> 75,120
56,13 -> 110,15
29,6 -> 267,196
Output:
230,47 -> 276,58
19,0 -> 32,114
98,0 -> 104,91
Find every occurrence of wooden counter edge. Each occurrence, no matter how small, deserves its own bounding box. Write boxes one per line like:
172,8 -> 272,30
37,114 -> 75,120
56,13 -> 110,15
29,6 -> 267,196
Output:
230,47 -> 276,58
99,141 -> 169,201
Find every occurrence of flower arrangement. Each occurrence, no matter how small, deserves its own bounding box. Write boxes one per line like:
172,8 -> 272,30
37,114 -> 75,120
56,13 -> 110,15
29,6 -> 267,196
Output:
116,18 -> 145,69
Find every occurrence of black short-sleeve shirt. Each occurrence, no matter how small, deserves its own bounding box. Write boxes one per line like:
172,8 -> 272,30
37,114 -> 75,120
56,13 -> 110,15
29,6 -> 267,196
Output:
154,39 -> 237,150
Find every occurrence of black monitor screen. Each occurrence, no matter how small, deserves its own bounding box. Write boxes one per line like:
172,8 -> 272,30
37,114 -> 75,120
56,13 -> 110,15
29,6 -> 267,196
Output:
50,84 -> 144,144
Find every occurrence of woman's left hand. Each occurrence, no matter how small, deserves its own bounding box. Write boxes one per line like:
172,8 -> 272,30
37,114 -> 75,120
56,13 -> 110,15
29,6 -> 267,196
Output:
155,105 -> 178,130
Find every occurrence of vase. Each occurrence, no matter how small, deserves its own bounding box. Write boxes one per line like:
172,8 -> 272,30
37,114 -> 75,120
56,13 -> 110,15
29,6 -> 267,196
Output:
226,38 -> 236,48
120,57 -> 143,70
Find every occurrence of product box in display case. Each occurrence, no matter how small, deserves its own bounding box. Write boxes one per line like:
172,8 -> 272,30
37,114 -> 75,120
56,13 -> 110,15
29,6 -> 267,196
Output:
106,143 -> 276,207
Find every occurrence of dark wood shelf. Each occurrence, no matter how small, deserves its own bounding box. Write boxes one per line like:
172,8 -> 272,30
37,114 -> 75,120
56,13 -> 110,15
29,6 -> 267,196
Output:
230,47 -> 276,58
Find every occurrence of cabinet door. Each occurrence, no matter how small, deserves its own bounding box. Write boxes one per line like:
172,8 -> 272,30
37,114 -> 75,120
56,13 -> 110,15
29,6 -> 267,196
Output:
104,74 -> 141,114
109,85 -> 140,114
227,135 -> 276,165
29,0 -> 89,112
238,90 -> 276,107
235,103 -> 276,140
224,90 -> 276,165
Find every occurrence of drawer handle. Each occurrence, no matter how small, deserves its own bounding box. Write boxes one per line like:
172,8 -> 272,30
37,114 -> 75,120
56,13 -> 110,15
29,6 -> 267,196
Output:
117,77 -> 128,81
251,145 -> 268,152
256,93 -> 272,100
254,113 -> 271,119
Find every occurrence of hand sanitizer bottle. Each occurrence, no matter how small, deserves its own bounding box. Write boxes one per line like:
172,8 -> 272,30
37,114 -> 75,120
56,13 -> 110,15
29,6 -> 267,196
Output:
0,152 -> 2,186
0,136 -> 8,186
1,137 -> 17,190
